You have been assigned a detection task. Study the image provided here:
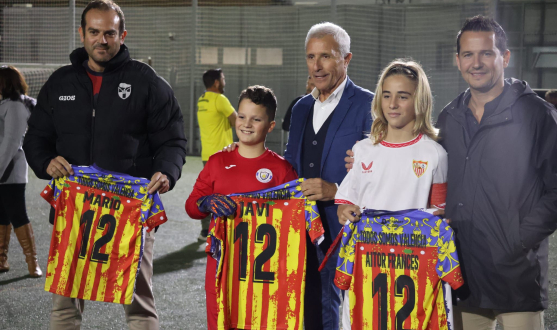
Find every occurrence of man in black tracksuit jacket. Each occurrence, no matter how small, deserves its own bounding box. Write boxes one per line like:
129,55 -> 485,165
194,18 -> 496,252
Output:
23,1 -> 186,329
24,44 -> 185,190
437,16 -> 557,329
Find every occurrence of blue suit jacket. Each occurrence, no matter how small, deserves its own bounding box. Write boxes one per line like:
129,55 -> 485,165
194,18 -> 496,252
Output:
284,77 -> 373,240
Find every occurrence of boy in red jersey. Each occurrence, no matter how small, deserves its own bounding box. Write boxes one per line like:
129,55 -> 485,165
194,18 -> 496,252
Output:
185,85 -> 298,330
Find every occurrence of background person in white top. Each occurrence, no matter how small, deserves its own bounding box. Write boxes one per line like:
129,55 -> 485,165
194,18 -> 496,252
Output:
335,59 -> 448,329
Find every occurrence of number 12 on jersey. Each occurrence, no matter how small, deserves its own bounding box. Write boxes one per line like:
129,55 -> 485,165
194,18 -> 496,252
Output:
78,209 -> 117,264
208,181 -> 325,330
373,273 -> 416,330
234,221 -> 277,284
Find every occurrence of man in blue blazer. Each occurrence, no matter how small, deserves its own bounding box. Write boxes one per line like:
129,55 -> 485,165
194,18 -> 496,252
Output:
284,22 -> 373,330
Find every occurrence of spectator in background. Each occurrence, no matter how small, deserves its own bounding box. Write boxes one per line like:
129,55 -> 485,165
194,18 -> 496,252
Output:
282,76 -> 314,132
197,68 -> 238,240
545,89 -> 557,108
0,65 -> 42,278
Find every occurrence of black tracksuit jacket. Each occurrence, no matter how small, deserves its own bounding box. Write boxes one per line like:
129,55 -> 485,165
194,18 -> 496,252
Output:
23,45 -> 187,191
437,78 -> 557,311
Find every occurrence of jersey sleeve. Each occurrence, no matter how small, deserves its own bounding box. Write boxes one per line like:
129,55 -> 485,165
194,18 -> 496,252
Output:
432,143 -> 448,184
206,212 -> 228,283
216,94 -> 235,117
40,177 -> 67,208
185,158 -> 215,219
334,142 -> 362,205
334,222 -> 358,290
436,220 -> 464,290
283,165 -> 298,183
429,143 -> 448,209
143,192 -> 168,232
271,158 -> 299,185
305,198 -> 324,245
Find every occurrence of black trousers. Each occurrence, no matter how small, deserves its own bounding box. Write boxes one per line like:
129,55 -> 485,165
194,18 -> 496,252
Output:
0,184 -> 30,228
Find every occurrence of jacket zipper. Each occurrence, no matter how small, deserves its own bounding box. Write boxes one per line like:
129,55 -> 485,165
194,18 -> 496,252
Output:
89,76 -> 96,164
90,107 -> 95,164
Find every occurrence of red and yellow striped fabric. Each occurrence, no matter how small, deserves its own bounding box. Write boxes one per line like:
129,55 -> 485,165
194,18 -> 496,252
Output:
41,165 -> 167,305
209,179 -> 323,330
349,243 -> 459,330
334,209 -> 463,330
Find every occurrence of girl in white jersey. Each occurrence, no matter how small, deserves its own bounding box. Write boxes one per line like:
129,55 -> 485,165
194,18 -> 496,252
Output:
335,59 -> 449,329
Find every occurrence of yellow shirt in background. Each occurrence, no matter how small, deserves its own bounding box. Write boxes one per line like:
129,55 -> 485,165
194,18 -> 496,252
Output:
197,91 -> 235,161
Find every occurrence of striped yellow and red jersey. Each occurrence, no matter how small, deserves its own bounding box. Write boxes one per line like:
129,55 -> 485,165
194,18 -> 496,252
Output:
207,179 -> 324,330
335,209 -> 463,330
41,164 -> 167,305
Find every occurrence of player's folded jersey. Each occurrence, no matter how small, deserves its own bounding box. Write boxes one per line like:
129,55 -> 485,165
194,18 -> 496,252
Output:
207,178 -> 324,330
41,164 -> 167,305
335,209 -> 463,330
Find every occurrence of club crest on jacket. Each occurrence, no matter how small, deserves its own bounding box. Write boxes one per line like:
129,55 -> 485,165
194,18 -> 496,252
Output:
118,83 -> 132,100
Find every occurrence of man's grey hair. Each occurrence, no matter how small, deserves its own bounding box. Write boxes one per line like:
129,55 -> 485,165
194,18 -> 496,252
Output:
305,22 -> 351,58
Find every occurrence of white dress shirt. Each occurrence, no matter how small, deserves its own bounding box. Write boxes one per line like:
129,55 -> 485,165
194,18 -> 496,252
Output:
310,77 -> 348,134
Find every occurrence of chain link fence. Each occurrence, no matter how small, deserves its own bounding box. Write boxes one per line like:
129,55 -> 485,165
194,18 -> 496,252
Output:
2,0 -> 555,156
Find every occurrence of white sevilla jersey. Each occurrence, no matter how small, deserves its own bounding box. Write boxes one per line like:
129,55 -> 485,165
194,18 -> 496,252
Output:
336,134 -> 448,211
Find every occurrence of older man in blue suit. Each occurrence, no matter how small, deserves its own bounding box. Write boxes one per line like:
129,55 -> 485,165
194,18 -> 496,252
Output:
284,22 -> 373,330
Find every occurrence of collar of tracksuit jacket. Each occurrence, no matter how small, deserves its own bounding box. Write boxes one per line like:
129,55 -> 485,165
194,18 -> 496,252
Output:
69,44 -> 131,76
445,78 -> 535,130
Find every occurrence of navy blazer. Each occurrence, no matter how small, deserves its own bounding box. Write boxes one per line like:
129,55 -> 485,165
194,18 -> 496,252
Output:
284,77 -> 373,239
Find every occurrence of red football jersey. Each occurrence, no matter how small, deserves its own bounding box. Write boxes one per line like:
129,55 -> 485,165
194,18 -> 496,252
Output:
185,148 -> 298,329
185,148 -> 298,219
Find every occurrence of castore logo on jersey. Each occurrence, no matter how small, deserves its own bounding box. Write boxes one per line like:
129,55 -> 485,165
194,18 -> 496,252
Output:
361,161 -> 373,173
118,83 -> 132,100
59,95 -> 75,101
255,168 -> 273,183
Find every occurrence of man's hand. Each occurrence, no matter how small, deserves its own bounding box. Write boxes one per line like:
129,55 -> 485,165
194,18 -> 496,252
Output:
148,172 -> 170,194
47,156 -> 74,179
300,178 -> 337,201
345,149 -> 354,172
432,208 -> 445,217
432,209 -> 451,224
337,204 -> 361,225
197,194 -> 237,217
222,142 -> 239,153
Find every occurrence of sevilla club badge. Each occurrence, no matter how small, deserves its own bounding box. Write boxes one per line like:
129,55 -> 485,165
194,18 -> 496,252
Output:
412,160 -> 428,178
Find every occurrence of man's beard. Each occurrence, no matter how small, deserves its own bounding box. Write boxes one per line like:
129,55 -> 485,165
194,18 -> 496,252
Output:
91,45 -> 111,66
92,57 -> 109,67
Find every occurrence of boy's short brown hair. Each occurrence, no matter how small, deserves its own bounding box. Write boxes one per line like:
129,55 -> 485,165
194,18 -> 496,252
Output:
238,85 -> 277,121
